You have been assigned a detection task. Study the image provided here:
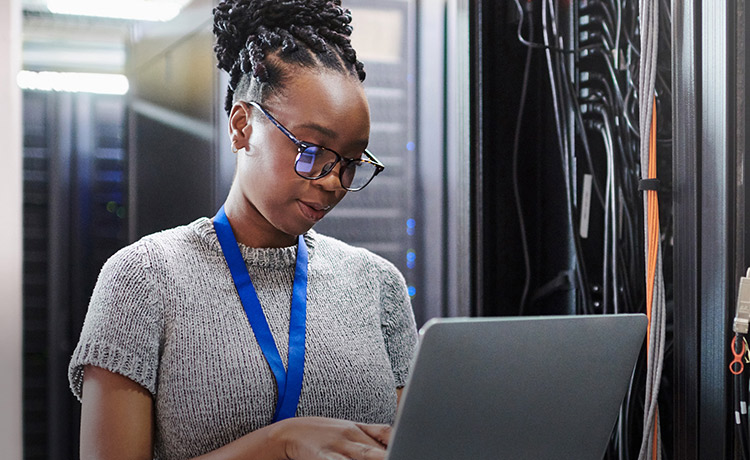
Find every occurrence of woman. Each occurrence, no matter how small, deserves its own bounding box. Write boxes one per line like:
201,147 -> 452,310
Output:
68,1 -> 418,459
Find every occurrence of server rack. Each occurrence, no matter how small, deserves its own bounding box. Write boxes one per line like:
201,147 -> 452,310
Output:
314,0 -> 423,320
470,0 -> 676,457
22,90 -> 128,459
470,0 -> 750,458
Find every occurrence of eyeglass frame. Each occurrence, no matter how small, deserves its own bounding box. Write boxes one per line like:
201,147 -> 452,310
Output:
243,100 -> 385,191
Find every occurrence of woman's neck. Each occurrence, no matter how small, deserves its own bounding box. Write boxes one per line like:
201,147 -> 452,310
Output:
219,185 -> 297,249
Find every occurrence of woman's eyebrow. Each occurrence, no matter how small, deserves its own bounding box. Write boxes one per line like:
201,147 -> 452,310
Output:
295,122 -> 370,151
296,122 -> 338,139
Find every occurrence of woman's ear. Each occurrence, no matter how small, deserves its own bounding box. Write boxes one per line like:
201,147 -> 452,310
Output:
228,101 -> 252,150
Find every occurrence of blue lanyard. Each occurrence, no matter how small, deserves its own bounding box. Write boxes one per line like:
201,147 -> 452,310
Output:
213,206 -> 308,422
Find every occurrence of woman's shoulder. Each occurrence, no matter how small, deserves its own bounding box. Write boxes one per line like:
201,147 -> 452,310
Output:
310,230 -> 402,277
105,217 -> 215,270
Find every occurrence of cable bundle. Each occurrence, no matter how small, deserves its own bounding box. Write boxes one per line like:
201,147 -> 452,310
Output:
637,0 -> 665,457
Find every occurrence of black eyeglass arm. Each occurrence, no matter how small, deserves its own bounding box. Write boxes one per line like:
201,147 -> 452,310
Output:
246,100 -> 303,146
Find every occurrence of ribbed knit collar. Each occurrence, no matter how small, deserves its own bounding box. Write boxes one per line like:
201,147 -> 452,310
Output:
190,217 -> 317,269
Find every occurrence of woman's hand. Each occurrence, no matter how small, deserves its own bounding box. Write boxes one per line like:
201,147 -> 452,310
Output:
271,417 -> 392,460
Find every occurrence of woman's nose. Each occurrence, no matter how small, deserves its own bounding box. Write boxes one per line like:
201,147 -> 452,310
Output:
314,161 -> 346,192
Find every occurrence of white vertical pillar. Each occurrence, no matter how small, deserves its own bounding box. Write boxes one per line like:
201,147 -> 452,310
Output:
0,0 -> 23,457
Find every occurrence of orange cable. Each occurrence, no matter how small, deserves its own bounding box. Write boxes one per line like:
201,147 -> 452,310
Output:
646,97 -> 659,349
646,97 -> 660,460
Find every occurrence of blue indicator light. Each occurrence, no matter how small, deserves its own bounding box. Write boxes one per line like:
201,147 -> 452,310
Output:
406,251 -> 416,262
408,286 -> 416,297
407,260 -> 415,269
406,142 -> 415,151
407,219 -> 416,229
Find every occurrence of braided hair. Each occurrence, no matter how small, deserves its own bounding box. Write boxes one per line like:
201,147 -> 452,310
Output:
213,0 -> 366,115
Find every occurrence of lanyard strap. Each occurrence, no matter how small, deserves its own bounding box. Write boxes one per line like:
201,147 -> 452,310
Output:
213,206 -> 308,422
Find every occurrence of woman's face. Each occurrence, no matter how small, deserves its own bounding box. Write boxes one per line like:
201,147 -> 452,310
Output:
230,69 -> 371,246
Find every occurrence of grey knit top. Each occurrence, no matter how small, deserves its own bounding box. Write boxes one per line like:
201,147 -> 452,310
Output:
68,217 -> 418,460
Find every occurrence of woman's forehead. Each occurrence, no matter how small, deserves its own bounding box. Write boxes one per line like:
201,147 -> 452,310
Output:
267,70 -> 370,138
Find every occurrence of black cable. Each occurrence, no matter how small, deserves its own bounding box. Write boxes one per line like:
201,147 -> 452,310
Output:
583,113 -> 617,315
580,0 -> 616,32
513,1 -> 535,315
579,34 -> 614,53
622,88 -> 642,138
598,110 -> 638,193
617,188 -> 643,304
572,221 -> 594,314
581,74 -> 637,178
621,0 -> 641,57
580,15 -> 615,49
616,248 -> 635,313
541,0 -> 593,315
558,57 -> 606,208
513,0 -> 575,53
579,47 -> 625,103
581,72 -> 620,105
540,0 -> 569,162
622,88 -> 673,143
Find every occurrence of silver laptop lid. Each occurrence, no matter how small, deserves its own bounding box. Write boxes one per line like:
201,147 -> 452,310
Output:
387,314 -> 647,460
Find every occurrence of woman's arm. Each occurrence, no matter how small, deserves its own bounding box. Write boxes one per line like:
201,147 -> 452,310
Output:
80,366 -> 155,460
81,366 -> 392,460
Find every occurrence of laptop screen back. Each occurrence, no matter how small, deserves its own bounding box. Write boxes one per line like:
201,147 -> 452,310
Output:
386,314 -> 647,460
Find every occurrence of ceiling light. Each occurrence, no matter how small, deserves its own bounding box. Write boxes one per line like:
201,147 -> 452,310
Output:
46,0 -> 190,22
17,71 -> 129,95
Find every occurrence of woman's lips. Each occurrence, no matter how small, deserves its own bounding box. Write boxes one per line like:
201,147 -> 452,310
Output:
298,201 -> 331,222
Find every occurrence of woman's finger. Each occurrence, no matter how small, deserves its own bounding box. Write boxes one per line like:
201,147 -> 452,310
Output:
355,423 -> 392,447
326,454 -> 352,460
340,441 -> 387,460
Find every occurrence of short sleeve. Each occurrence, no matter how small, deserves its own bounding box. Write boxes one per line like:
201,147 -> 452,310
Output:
378,263 -> 418,388
68,240 -> 164,401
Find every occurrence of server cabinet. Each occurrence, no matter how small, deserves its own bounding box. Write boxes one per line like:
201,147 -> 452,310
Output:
470,0 -> 676,457
22,90 -> 128,460
315,0 -> 423,320
470,0 -> 750,458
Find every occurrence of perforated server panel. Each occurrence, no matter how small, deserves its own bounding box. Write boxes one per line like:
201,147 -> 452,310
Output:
314,0 -> 421,318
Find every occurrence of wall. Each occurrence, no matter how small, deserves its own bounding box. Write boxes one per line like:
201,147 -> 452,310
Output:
0,0 -> 23,457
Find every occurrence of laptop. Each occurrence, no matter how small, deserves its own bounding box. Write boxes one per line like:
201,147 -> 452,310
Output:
386,314 -> 647,460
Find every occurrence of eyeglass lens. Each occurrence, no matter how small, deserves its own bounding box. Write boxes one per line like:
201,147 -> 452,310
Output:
295,146 -> 377,190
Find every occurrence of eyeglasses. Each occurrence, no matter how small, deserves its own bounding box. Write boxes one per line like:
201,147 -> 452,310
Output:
245,101 -> 385,192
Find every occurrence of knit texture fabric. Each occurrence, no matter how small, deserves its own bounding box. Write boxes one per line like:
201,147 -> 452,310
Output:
68,217 -> 418,460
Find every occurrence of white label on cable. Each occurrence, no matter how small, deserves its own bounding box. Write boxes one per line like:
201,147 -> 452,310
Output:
580,174 -> 593,239
742,401 -> 747,414
737,411 -> 742,425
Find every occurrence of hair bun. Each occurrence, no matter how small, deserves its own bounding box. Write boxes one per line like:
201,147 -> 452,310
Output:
213,0 -> 353,73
